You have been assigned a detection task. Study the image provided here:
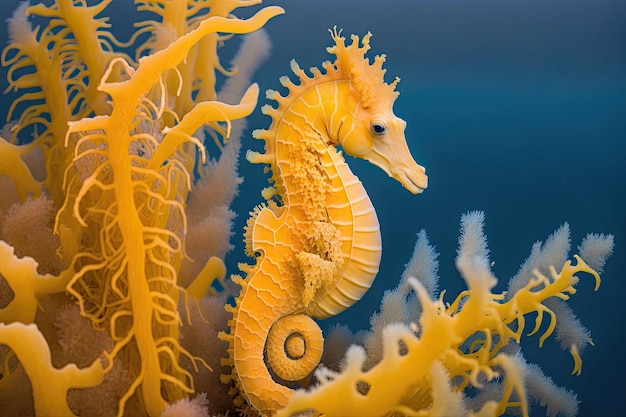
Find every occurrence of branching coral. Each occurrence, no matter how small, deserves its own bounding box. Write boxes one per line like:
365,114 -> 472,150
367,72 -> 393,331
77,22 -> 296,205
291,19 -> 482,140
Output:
0,322 -> 105,416
279,212 -> 613,417
0,240 -> 70,324
0,1 -> 282,416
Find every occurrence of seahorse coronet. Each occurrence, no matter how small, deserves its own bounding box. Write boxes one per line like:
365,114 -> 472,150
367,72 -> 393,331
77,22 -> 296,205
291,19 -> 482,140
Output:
223,28 -> 427,415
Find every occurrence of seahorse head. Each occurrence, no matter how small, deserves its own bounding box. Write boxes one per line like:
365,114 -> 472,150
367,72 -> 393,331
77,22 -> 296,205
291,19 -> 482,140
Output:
328,28 -> 428,194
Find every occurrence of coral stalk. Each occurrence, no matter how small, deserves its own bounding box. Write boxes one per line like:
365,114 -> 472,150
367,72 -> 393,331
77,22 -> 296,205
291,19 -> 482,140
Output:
0,323 -> 104,417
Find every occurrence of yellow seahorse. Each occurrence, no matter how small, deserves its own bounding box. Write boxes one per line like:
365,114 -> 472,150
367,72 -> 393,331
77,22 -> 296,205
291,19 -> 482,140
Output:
220,28 -> 428,415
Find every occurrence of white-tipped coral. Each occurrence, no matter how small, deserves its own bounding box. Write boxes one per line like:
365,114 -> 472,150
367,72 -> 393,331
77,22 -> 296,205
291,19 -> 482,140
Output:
278,211 -> 610,417
577,233 -> 614,273
457,210 -> 491,265
160,393 -> 210,417
402,229 -> 439,297
506,223 -> 571,298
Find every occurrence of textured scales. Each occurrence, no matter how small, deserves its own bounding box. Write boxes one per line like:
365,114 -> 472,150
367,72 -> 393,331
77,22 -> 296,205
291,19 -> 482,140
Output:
219,28 -> 428,415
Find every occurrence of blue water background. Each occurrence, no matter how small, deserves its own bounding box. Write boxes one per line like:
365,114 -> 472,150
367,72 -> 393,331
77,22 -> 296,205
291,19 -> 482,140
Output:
0,0 -> 623,415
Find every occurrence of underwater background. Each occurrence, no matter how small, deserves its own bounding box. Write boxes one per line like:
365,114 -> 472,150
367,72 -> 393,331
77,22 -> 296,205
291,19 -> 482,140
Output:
0,0 -> 623,415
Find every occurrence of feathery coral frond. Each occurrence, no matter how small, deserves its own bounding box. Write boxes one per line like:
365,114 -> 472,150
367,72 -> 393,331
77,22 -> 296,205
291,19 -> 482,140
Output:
457,210 -> 490,266
402,229 -> 439,298
577,233 -> 614,274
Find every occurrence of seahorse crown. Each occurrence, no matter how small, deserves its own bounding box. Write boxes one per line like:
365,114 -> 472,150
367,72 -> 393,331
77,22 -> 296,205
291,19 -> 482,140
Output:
326,26 -> 400,108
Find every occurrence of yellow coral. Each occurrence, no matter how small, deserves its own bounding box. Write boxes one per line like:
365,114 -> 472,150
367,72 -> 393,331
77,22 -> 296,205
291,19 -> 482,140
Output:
0,322 -> 105,417
0,1 -> 283,416
0,241 -> 70,324
276,219 -> 606,417
0,137 -> 40,200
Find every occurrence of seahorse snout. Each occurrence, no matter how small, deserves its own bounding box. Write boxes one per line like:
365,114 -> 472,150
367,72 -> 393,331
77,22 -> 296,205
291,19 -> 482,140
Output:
393,166 -> 428,194
361,138 -> 428,194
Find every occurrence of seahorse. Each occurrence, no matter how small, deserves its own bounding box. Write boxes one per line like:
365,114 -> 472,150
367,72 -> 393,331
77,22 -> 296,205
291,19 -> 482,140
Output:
220,28 -> 428,415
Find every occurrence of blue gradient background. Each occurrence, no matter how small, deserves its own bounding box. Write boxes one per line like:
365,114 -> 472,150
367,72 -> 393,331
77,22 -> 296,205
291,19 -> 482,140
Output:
0,1 -> 623,415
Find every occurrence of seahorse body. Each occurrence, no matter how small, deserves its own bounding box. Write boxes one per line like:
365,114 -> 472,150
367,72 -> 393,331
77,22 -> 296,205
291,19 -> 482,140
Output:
220,29 -> 428,415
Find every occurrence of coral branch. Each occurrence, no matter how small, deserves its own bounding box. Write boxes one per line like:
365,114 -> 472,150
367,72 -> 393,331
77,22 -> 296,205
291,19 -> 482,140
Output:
0,241 -> 71,323
277,214 -> 608,417
0,322 -> 104,417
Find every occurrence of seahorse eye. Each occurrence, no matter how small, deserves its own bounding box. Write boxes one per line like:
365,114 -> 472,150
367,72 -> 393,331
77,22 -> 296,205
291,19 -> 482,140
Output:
371,121 -> 386,136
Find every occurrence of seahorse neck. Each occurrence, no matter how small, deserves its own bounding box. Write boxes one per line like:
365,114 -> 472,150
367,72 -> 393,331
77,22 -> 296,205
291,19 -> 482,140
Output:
286,79 -> 353,140
272,80 -> 356,208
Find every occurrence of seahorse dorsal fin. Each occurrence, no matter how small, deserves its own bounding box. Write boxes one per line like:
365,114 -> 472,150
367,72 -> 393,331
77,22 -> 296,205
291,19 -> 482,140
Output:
250,205 -> 283,254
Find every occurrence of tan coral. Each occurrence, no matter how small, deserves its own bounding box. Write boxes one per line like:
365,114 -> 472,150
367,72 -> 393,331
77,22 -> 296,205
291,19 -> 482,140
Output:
220,28 -> 427,415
